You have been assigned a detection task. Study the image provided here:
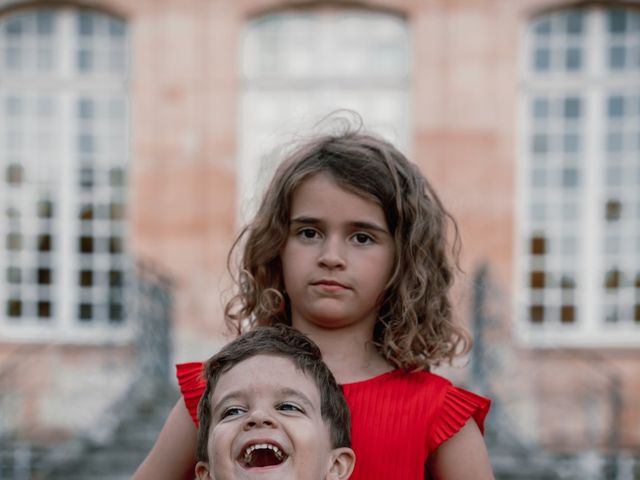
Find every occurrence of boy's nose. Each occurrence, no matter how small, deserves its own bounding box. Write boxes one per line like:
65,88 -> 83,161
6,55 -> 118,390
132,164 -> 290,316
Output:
243,410 -> 277,430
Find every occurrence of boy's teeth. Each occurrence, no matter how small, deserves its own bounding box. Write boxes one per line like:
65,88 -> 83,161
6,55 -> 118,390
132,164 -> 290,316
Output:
243,443 -> 285,464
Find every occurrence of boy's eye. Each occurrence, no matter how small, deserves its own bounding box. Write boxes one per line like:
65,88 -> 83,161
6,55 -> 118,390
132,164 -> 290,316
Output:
221,406 -> 245,419
277,402 -> 303,413
352,232 -> 374,245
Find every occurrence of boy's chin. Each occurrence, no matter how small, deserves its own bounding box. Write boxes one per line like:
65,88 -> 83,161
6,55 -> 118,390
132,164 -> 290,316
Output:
196,459 -> 297,480
197,453 -> 351,480
233,456 -> 297,479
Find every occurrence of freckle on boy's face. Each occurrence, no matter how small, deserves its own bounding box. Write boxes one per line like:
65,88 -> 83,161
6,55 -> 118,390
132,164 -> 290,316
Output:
195,354 -> 340,480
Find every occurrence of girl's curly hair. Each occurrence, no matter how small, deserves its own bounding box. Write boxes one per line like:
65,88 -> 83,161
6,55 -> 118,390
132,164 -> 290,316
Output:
225,119 -> 471,370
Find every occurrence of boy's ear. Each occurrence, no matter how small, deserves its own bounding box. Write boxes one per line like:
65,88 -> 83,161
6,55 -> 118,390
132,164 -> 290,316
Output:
195,461 -> 213,480
326,447 -> 356,480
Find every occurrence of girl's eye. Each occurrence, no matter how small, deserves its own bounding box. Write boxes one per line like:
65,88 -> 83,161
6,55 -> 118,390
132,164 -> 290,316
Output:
352,232 -> 374,245
297,228 -> 320,240
277,402 -> 303,413
221,406 -> 245,419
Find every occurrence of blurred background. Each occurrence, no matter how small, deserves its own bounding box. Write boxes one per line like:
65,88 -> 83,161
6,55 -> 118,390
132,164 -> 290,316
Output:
0,0 -> 639,479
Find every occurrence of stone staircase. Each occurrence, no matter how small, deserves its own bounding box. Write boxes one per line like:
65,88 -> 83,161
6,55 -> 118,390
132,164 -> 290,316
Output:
36,384 -> 179,480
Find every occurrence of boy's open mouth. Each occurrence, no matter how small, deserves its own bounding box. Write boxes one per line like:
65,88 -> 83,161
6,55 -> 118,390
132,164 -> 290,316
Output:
239,443 -> 288,469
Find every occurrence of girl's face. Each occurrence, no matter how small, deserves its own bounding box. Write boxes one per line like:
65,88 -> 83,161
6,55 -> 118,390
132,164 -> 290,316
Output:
280,173 -> 395,335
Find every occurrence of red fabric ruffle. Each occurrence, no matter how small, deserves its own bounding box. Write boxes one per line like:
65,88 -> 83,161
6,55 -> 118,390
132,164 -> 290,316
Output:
430,384 -> 491,452
176,362 -> 206,426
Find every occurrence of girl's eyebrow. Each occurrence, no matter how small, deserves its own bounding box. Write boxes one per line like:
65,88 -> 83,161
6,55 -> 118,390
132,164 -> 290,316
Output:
290,216 -> 389,234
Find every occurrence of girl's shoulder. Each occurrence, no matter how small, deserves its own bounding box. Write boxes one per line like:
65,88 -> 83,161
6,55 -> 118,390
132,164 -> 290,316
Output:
341,368 -> 452,392
342,368 -> 491,447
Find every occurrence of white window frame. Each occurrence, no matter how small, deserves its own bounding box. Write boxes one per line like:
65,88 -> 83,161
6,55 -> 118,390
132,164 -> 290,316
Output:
0,7 -> 132,344
239,8 -> 412,223
516,6 -> 640,347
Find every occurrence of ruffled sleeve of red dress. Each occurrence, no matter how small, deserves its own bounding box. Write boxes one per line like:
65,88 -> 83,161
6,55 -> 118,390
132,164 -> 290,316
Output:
176,362 -> 206,427
430,384 -> 491,453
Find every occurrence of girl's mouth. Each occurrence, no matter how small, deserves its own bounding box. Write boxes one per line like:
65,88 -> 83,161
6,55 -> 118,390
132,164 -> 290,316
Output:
313,280 -> 349,290
238,442 -> 288,469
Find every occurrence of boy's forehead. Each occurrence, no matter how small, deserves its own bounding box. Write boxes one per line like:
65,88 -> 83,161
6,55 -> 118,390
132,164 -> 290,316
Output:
213,354 -> 321,400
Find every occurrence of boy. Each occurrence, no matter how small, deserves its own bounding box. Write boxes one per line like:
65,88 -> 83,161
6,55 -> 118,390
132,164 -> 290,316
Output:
195,325 -> 356,480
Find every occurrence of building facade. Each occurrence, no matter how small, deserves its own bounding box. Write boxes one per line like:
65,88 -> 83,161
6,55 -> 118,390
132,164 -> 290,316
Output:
0,0 -> 638,473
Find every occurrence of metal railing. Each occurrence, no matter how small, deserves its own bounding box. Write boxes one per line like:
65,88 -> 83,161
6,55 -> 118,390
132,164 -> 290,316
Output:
470,263 -> 638,480
0,260 -> 174,480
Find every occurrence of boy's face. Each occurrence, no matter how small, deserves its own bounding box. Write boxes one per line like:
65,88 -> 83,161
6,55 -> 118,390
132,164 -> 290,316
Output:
195,354 -> 354,480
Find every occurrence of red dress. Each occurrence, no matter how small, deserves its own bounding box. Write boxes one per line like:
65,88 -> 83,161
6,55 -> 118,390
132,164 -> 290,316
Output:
177,363 -> 490,480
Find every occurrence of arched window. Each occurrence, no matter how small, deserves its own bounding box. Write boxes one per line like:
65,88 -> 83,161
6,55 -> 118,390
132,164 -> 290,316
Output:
0,8 -> 129,341
239,8 -> 411,217
519,7 -> 640,346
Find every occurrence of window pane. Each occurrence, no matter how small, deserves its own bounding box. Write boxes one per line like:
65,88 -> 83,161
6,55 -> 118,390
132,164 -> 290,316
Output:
532,134 -> 548,154
534,48 -> 550,71
566,12 -> 583,34
37,199 -> 54,218
608,96 -> 624,117
562,168 -> 578,187
531,271 -> 546,289
6,17 -> 23,37
6,233 -> 22,251
38,301 -> 52,318
78,12 -> 94,36
7,267 -> 21,284
564,97 -> 581,118
604,269 -> 621,289
79,270 -> 93,287
244,11 -> 408,79
109,270 -> 123,287
38,234 -> 52,252
78,236 -> 94,253
78,303 -> 92,321
530,305 -> 545,323
608,10 -> 627,33
534,18 -> 551,36
563,133 -> 579,153
561,305 -> 575,323
609,46 -> 626,69
7,299 -> 22,317
77,49 -> 92,71
109,303 -> 124,322
531,235 -> 546,255
109,19 -> 126,38
566,48 -> 582,70
6,164 -> 24,185
37,268 -> 52,285
36,11 -> 54,35
533,98 -> 549,118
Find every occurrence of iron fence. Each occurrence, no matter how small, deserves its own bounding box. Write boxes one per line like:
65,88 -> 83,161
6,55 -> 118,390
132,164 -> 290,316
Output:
0,260 -> 174,480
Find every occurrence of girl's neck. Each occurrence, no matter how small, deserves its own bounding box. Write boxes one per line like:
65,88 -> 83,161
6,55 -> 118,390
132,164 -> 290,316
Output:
296,323 -> 394,384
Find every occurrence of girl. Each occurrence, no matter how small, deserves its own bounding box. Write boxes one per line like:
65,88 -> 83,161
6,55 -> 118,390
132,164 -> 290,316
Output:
133,122 -> 494,480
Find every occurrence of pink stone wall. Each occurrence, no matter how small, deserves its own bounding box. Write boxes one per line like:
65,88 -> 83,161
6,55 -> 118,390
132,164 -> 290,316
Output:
1,0 -> 638,452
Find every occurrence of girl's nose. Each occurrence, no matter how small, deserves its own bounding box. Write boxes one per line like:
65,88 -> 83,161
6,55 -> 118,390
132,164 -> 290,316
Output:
243,409 -> 277,430
318,237 -> 346,269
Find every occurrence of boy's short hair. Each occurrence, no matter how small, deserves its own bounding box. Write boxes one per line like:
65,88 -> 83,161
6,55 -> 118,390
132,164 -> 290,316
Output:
196,325 -> 351,462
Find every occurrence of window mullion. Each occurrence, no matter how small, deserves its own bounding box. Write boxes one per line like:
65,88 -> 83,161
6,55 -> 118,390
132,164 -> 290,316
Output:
57,10 -> 76,331
582,90 -> 604,339
583,9 -> 608,339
